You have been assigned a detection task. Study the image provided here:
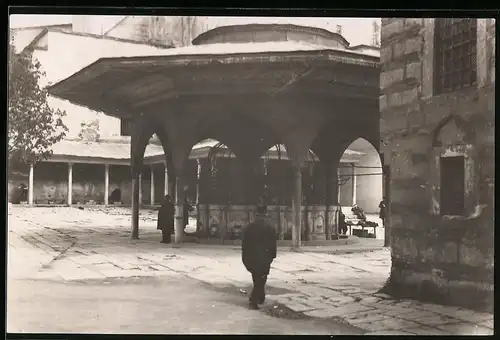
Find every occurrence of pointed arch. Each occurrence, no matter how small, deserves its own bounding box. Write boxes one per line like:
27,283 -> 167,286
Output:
432,114 -> 474,147
130,115 -> 171,177
337,137 -> 383,214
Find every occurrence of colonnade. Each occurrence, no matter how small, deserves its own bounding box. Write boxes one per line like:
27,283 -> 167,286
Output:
26,161 -> 173,206
129,156 -> 342,250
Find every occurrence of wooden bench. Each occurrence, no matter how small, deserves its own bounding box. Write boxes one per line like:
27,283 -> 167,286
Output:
345,215 -> 378,238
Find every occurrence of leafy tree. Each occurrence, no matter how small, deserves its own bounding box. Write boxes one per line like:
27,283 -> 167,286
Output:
8,40 -> 68,174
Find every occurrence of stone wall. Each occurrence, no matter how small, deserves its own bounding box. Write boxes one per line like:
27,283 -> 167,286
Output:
338,165 -> 354,206
32,162 -> 69,204
380,18 -> 495,311
356,152 -> 384,213
197,204 -> 340,240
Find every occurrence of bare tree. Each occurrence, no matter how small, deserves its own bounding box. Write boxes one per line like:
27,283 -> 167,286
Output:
179,16 -> 198,46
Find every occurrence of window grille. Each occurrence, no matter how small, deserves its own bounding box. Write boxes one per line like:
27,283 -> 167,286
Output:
120,118 -> 133,137
434,18 -> 477,95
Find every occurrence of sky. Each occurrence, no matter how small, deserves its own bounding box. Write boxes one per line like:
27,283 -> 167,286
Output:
9,14 -> 73,28
9,15 -> 381,46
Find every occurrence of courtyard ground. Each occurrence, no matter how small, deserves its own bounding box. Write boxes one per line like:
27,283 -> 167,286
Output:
7,206 -> 494,335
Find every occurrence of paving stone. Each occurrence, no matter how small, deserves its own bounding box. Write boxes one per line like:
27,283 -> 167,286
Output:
381,308 -> 420,317
369,302 -> 413,314
108,260 -> 142,270
304,309 -> 340,318
285,302 -> 316,313
391,309 -> 438,320
328,295 -> 356,306
310,303 -> 374,318
414,303 -> 463,316
344,310 -> 393,325
364,330 -> 417,335
355,317 -> 421,332
60,268 -> 106,281
92,262 -> 120,271
449,310 -> 494,324
100,269 -> 152,278
412,314 -> 461,327
436,323 -> 494,335
391,300 -> 414,308
415,304 -> 493,324
478,319 -> 493,329
375,298 -> 396,305
358,296 -> 382,304
31,271 -> 64,281
73,255 -> 108,265
404,326 -> 452,335
372,292 -> 392,299
301,299 -> 336,310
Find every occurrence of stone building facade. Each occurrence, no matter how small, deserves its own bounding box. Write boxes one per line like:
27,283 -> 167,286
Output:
380,18 -> 495,311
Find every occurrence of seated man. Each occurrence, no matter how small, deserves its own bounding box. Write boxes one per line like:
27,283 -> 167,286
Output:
109,188 -> 122,204
351,204 -> 367,221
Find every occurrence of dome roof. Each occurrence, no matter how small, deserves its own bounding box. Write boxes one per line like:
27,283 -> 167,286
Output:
192,23 -> 350,50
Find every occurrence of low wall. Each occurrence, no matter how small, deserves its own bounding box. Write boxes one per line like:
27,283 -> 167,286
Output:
197,204 -> 341,240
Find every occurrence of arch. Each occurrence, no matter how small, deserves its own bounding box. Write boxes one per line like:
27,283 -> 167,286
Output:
191,138 -> 249,206
130,115 -> 171,178
432,114 -> 474,147
311,117 -> 380,164
195,111 -> 282,162
337,137 -> 383,222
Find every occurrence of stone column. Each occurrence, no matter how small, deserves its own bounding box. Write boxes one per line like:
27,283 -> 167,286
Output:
67,163 -> 73,206
196,159 -> 201,205
324,162 -> 333,240
337,168 -> 341,203
131,174 -> 140,239
173,176 -> 184,247
138,172 -> 143,207
150,166 -> 155,205
104,164 -> 109,205
383,165 -> 392,247
28,163 -> 34,205
351,163 -> 357,205
292,165 -> 302,250
164,162 -> 169,196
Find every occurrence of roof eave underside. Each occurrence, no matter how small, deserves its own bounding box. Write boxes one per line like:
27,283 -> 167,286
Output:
48,48 -> 380,116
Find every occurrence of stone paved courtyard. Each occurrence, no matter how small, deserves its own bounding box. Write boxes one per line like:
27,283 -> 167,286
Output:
7,206 -> 494,335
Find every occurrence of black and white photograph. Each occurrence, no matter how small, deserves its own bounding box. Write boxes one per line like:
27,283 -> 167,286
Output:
6,10 -> 495,335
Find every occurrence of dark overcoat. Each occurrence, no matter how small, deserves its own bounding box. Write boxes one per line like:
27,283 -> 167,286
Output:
157,201 -> 174,233
379,201 -> 386,219
242,216 -> 277,275
183,198 -> 194,227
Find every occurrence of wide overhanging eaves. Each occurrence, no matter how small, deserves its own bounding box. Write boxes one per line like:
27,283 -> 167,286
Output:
47,48 -> 379,117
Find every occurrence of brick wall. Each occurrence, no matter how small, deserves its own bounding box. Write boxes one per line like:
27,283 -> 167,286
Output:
380,18 -> 494,311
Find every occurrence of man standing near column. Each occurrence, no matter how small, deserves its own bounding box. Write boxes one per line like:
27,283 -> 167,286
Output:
241,201 -> 277,310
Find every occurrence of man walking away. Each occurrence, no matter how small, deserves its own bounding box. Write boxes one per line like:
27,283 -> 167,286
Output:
242,202 -> 277,310
157,195 -> 174,243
